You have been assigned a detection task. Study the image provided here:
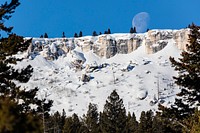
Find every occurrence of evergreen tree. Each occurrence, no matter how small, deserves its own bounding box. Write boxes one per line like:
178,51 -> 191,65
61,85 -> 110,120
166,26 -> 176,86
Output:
125,112 -> 138,133
104,28 -> 111,34
104,31 -> 108,34
62,32 -> 66,38
74,33 -> 78,38
40,34 -> 43,38
100,90 -> 126,133
83,103 -> 99,133
0,0 -> 20,35
187,109 -> 200,133
0,98 -> 42,133
162,23 -> 200,120
133,27 -> 137,33
99,32 -> 102,35
63,113 -> 87,133
36,98 -> 53,132
158,105 -> 183,133
152,114 -> 164,133
137,111 -> 147,133
145,110 -> 153,133
46,111 -> 65,133
158,23 -> 200,132
79,31 -> 83,37
107,28 -> 111,34
0,1 -> 52,132
130,27 -> 134,34
44,32 -> 48,38
61,109 -> 66,131
130,27 -> 136,34
53,111 -> 63,132
92,31 -> 98,36
0,34 -> 31,61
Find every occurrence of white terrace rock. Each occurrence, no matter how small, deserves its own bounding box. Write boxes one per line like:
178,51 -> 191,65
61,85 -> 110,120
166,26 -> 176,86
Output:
28,29 -> 191,59
173,29 -> 190,51
92,34 -> 142,58
145,29 -> 190,54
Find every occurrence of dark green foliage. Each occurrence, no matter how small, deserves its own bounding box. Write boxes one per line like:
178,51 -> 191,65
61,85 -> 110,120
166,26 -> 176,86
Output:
133,27 -> 136,33
74,32 -> 78,38
44,32 -> 48,38
137,110 -> 154,133
152,115 -> 163,133
104,28 -> 111,34
84,103 -> 99,133
167,23 -> 200,119
100,90 -> 126,133
130,27 -> 136,33
47,111 -> 62,133
156,23 -> 200,133
0,0 -> 20,34
156,108 -> 183,133
42,109 -> 66,133
61,109 -> 67,131
41,90 -> 190,133
151,113 -> 172,133
125,112 -> 138,133
107,28 -> 111,34
137,111 -> 147,133
145,110 -> 153,133
79,31 -> 83,37
130,27 -> 134,33
0,1 -> 52,132
36,98 -> 53,116
185,109 -> 200,133
62,32 -> 66,38
46,110 -> 65,133
0,98 -> 42,133
92,31 -> 98,36
0,34 -> 31,61
63,113 -> 87,133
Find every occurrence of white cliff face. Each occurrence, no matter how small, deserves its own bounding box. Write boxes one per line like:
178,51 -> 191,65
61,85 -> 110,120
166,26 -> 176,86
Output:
173,29 -> 190,51
78,34 -> 142,58
28,29 -> 190,59
144,29 -> 190,54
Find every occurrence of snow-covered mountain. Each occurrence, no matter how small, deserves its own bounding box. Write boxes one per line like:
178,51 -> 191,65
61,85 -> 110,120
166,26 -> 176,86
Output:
15,29 -> 190,118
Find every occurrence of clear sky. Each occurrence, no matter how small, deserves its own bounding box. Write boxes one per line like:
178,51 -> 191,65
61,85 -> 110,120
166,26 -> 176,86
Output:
4,0 -> 200,37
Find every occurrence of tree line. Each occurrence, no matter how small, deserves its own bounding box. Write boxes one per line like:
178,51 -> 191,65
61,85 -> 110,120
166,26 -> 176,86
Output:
1,0 -> 200,132
41,90 -> 183,133
40,27 -> 138,38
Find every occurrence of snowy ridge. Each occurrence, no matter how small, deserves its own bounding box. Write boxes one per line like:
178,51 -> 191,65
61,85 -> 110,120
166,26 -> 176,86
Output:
15,30 -> 186,118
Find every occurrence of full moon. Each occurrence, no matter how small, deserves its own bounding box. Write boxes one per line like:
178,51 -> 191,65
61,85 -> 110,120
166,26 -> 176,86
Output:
132,12 -> 150,33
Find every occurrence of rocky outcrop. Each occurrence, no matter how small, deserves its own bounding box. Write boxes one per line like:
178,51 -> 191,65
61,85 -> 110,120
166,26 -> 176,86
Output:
145,40 -> 168,54
144,29 -> 190,54
116,38 -> 141,54
28,29 -> 191,59
147,30 -> 173,43
145,30 -> 173,54
173,29 -> 190,51
92,35 -> 117,58
92,34 -> 142,58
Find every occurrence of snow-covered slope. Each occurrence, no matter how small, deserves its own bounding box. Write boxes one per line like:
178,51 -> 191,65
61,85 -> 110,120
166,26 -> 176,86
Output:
15,30 -> 185,118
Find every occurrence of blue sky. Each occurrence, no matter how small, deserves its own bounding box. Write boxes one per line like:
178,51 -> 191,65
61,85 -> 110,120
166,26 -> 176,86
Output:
4,0 -> 200,37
